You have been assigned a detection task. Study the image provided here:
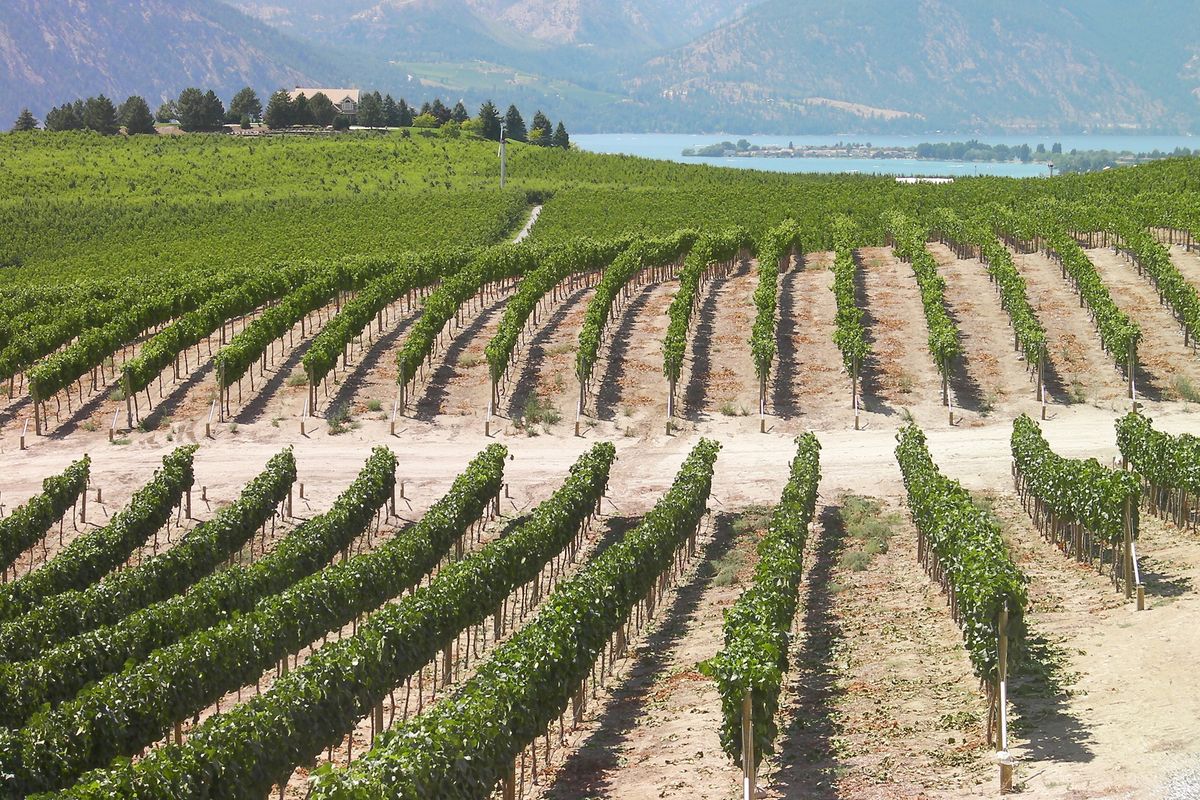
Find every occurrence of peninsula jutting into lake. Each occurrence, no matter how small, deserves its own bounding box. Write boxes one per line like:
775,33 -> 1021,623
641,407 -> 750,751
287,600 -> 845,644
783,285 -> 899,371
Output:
682,138 -> 1195,173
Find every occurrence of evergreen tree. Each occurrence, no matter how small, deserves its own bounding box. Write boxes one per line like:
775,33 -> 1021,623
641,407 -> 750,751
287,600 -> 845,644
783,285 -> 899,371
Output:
264,90 -> 293,129
119,95 -> 156,135
398,98 -> 413,127
175,88 -> 206,131
11,109 -> 38,132
154,101 -> 176,123
553,121 -> 570,150
45,101 -> 85,131
529,110 -> 552,145
430,98 -> 451,124
451,101 -> 469,123
504,105 -> 527,142
309,93 -> 336,126
477,101 -> 502,141
358,92 -> 385,128
419,101 -> 433,117
229,87 -> 262,122
202,90 -> 226,130
382,94 -> 399,127
293,93 -> 313,125
83,95 -> 120,134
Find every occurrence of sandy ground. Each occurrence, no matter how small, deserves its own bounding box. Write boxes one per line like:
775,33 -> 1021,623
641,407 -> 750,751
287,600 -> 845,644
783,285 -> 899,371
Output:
2,247 -> 1200,799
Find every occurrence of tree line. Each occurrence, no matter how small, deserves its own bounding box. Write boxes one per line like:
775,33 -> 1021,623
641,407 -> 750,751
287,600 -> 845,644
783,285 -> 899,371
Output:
12,87 -> 571,147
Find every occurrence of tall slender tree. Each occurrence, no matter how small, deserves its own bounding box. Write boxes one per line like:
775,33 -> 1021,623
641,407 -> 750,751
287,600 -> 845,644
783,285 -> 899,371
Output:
264,90 -> 293,129
529,110 -> 553,145
11,109 -> 38,132
477,101 -> 502,141
504,104 -> 527,141
83,95 -> 120,134
293,93 -> 313,125
398,98 -> 413,127
358,92 -> 385,128
45,101 -> 85,131
309,93 -> 336,126
451,101 -> 469,123
553,121 -> 570,149
382,94 -> 400,127
119,96 -> 156,135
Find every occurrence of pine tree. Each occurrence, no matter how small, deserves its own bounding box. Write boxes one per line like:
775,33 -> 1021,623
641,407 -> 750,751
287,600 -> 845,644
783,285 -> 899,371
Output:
309,93 -> 336,127
451,101 -> 469,123
229,87 -> 262,121
553,121 -> 570,150
84,95 -> 120,134
477,101 -> 502,141
293,93 -> 313,125
264,90 -> 293,129
383,94 -> 399,127
202,90 -> 226,130
11,109 -> 38,132
45,102 -> 84,131
155,101 -> 176,123
504,104 -> 527,142
119,96 -> 156,135
398,99 -> 413,127
529,110 -> 553,145
358,92 -> 385,128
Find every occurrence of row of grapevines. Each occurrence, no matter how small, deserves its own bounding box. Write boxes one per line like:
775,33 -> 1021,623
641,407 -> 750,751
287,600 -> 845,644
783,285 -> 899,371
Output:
1116,412 -> 1200,495
1007,204 -> 1141,363
27,280 -> 236,401
395,245 -> 539,388
55,443 -> 614,799
930,207 -> 1046,362
576,231 -> 697,386
302,250 -> 474,387
0,446 -> 492,796
705,433 -> 820,767
0,446 -> 195,624
484,238 -> 629,386
749,221 -> 802,387
1109,219 -> 1200,345
895,424 -> 1026,681
1011,414 -> 1139,544
308,439 -> 720,799
831,216 -> 870,376
122,272 -> 303,394
0,457 -> 90,574
884,211 -> 962,374
0,448 -> 394,730
0,449 -> 295,663
0,293 -> 132,383
662,227 -> 752,385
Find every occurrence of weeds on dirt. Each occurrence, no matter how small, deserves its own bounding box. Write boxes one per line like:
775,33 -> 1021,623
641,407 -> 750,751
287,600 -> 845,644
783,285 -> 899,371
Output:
286,372 -> 307,388
327,403 -> 355,435
81,420 -> 98,432
457,354 -> 482,369
1067,379 -> 1087,405
718,401 -> 748,417
897,372 -> 916,394
713,505 -> 772,586
837,496 -> 899,572
1173,374 -> 1200,404
110,437 -> 131,446
514,396 -> 560,436
900,407 -> 915,424
545,342 -> 575,357
109,386 -> 126,401
366,398 -> 383,412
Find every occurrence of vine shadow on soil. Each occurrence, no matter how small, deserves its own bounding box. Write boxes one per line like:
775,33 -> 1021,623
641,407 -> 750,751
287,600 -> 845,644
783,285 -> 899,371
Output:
765,504 -> 848,799
538,510 -> 739,799
594,281 -> 658,421
505,283 -> 592,419
1007,632 -> 1095,766
412,293 -> 509,422
851,251 -> 895,417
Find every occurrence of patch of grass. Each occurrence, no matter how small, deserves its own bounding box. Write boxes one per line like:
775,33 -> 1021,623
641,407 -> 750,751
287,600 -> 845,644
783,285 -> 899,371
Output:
1173,374 -> 1200,404
515,395 -> 561,434
836,496 -> 900,572
271,416 -> 282,428
899,407 -> 915,424
81,420 -> 99,432
897,372 -> 915,394
712,505 -> 771,586
718,401 -> 748,417
1067,379 -> 1087,405
286,371 -> 308,388
229,422 -> 239,435
366,398 -> 383,412
546,342 -> 576,357
109,386 -> 126,401
110,437 -> 131,446
457,354 -> 482,369
327,403 -> 354,435
979,391 -> 998,417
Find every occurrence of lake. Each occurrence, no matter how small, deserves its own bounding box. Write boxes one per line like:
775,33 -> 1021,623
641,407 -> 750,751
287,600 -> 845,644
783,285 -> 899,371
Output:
572,132 -> 1198,177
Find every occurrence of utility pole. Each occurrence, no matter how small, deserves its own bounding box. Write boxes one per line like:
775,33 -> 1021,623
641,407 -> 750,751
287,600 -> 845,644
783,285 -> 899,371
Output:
500,120 -> 507,189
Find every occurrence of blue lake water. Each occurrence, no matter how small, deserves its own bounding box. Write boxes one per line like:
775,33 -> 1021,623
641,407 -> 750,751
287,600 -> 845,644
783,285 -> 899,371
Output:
573,133 -> 1199,178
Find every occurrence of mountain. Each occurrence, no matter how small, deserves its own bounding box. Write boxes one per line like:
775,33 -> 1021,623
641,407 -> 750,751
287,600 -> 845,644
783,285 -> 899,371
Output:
628,0 -> 1200,133
4,0 -> 1199,134
0,0 -> 336,124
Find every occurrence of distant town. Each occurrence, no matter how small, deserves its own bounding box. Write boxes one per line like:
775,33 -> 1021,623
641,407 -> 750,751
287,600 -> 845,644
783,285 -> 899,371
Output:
682,139 -> 1197,173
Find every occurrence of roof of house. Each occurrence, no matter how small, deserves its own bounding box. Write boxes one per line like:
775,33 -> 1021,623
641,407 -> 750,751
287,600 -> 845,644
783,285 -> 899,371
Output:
289,88 -> 360,104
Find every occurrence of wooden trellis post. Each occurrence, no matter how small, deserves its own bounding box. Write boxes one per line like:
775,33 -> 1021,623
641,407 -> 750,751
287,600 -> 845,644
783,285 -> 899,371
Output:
997,603 -> 1014,793
741,690 -> 756,800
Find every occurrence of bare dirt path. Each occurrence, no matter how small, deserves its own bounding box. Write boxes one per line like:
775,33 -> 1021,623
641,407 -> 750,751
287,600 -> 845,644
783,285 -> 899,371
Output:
1085,246 -> 1200,402
680,258 -> 760,424
773,252 -> 847,428
929,242 -> 1039,419
1008,247 -> 1129,407
854,247 -> 944,425
591,278 -> 676,432
1166,242 -> 1200,287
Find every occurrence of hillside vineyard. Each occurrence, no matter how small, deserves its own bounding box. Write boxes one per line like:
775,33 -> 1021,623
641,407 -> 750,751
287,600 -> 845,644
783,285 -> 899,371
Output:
2,132 -> 1200,799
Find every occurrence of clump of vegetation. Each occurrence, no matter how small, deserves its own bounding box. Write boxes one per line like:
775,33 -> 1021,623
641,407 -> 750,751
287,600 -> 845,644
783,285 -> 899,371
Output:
718,401 -> 748,417
897,372 -> 916,394
1173,374 -> 1200,404
712,506 -> 772,586
837,496 -> 899,572
327,403 -> 354,435
515,396 -> 560,436
286,371 -> 308,388
366,398 -> 383,412
1067,379 -> 1087,405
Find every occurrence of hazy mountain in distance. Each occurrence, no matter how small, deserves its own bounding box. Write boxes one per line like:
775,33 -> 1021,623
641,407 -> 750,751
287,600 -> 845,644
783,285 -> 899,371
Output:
0,0 -> 336,123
